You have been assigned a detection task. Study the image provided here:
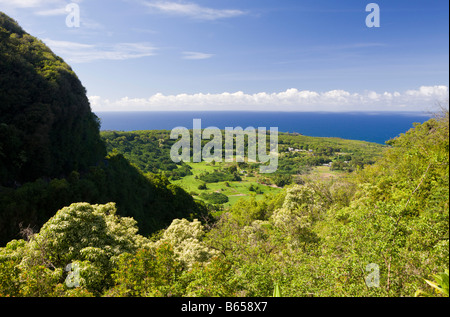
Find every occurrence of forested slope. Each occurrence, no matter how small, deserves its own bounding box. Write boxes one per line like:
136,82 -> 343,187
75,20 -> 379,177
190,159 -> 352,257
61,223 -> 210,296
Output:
0,12 -> 206,245
0,12 -> 105,186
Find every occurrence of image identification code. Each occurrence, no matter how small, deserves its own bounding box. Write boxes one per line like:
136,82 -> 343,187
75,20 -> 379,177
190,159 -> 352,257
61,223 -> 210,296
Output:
181,301 -> 268,314
225,301 -> 267,312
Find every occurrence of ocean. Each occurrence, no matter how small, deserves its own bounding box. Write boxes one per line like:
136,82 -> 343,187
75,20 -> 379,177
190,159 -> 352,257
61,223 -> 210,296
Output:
95,111 -> 433,145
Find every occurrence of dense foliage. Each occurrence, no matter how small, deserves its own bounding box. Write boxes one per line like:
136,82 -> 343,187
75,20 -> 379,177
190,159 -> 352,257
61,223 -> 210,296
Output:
0,150 -> 207,245
0,12 -> 106,186
101,130 -> 185,177
199,192 -> 229,205
1,112 -> 447,297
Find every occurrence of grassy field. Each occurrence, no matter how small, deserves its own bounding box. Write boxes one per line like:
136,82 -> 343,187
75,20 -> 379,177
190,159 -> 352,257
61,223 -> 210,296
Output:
172,161 -> 284,208
311,165 -> 346,181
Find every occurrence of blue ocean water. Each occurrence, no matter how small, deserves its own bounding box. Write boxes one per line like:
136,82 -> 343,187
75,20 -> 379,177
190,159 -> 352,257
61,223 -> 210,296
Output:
95,111 -> 433,144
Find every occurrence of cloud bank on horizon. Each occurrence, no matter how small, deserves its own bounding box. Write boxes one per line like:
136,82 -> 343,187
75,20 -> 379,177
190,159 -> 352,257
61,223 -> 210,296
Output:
89,85 -> 449,112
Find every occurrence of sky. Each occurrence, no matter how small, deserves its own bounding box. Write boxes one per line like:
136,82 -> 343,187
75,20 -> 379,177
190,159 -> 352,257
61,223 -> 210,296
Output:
0,0 -> 449,112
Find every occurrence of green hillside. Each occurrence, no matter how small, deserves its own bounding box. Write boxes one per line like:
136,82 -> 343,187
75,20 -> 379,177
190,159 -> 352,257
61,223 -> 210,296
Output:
101,129 -> 386,208
0,12 -> 105,186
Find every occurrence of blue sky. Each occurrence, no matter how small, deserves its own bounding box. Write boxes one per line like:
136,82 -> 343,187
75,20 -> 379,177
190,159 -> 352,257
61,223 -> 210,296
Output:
1,0 -> 448,111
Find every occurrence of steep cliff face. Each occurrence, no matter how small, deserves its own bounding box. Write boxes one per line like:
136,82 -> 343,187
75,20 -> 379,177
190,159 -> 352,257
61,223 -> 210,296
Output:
0,12 -> 207,246
0,12 -> 106,186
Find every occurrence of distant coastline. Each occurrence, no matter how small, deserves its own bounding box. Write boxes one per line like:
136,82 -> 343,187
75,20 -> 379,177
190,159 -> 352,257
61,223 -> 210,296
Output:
95,111 -> 433,145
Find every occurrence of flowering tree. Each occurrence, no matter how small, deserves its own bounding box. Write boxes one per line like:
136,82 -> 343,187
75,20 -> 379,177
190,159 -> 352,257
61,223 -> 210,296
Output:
0,202 -> 149,296
153,218 -> 218,268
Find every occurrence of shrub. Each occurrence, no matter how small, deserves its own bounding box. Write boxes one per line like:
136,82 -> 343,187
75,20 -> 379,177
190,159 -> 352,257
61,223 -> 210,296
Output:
199,192 -> 229,204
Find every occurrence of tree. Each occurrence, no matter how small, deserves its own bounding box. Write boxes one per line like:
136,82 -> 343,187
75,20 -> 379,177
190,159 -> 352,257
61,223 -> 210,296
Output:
152,218 -> 218,269
0,202 -> 150,296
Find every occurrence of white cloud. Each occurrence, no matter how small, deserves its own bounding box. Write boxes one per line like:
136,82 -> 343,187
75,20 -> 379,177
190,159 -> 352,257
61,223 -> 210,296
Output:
89,86 -> 449,112
34,7 -> 68,16
0,0 -> 86,17
182,51 -> 214,60
405,85 -> 449,97
43,39 -> 157,63
142,0 -> 246,20
0,0 -> 63,8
